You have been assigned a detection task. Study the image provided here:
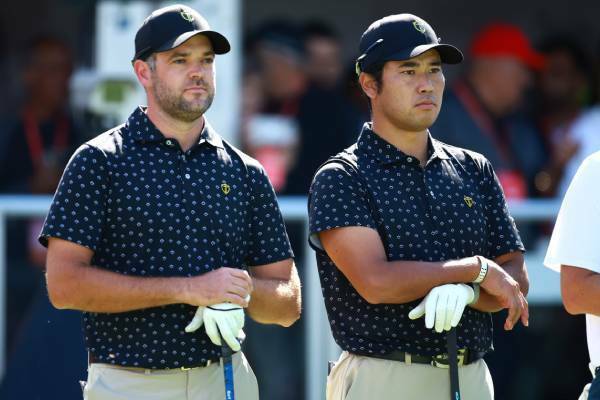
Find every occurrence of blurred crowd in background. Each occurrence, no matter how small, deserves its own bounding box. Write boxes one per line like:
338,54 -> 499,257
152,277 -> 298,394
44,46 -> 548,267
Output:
1,4 -> 600,400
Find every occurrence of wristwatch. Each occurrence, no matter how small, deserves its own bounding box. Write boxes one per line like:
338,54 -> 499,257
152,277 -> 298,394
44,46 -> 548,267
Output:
473,256 -> 489,284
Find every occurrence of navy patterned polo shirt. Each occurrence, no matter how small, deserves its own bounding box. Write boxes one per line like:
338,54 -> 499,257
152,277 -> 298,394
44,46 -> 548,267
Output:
308,123 -> 524,358
39,107 -> 293,369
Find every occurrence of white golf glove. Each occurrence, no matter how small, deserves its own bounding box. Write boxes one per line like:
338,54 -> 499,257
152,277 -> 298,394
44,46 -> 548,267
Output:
408,283 -> 475,333
185,303 -> 246,352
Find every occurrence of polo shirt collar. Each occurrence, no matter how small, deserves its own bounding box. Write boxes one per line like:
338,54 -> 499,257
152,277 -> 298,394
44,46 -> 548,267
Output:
127,106 -> 162,143
357,123 -> 449,165
199,120 -> 224,149
127,106 -> 224,149
430,136 -> 450,160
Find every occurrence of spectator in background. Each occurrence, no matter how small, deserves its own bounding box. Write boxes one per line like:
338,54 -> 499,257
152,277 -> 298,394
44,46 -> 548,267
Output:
252,21 -> 307,116
0,35 -> 81,353
0,35 -> 79,194
430,23 -> 546,201
243,21 -> 306,191
283,21 -> 363,195
303,21 -> 344,90
534,35 -> 591,197
550,41 -> 600,197
0,35 -> 86,400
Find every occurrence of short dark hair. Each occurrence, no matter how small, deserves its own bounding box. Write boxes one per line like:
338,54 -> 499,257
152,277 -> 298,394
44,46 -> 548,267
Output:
360,62 -> 385,111
367,63 -> 385,91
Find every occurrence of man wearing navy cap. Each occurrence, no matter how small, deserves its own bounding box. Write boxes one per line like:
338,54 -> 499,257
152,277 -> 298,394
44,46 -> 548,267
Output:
308,14 -> 529,399
40,4 -> 301,399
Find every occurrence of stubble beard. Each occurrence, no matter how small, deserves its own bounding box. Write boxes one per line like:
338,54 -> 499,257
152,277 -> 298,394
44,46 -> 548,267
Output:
152,77 -> 214,123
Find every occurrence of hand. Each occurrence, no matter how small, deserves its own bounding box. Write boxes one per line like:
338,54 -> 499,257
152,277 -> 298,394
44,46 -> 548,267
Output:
408,284 -> 475,333
184,267 -> 253,307
185,303 -> 245,351
479,258 -> 529,330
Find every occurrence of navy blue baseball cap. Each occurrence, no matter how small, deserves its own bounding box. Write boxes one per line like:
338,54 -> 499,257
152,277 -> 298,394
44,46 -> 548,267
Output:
133,4 -> 230,62
356,14 -> 463,74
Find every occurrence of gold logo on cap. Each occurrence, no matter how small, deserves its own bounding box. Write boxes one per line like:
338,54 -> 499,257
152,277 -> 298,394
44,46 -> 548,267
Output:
413,20 -> 426,33
464,195 -> 474,208
180,10 -> 195,22
221,183 -> 231,195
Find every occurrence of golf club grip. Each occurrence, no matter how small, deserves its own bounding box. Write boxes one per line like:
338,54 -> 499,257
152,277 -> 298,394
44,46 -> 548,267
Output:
447,328 -> 461,400
222,345 -> 235,400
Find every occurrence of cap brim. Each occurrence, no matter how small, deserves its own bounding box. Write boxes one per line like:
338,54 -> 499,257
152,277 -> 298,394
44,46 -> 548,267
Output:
384,43 -> 464,64
156,30 -> 231,55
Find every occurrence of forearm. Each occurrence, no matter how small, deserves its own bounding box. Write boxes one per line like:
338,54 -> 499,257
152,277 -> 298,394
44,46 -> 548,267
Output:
47,238 -> 254,313
470,257 -> 529,313
469,289 -> 503,313
365,257 -> 480,304
47,261 -> 188,313
247,267 -> 301,327
563,277 -> 600,315
562,267 -> 600,316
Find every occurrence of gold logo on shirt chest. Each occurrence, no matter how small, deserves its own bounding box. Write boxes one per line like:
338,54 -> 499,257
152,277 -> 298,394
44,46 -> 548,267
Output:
221,183 -> 231,195
464,195 -> 474,208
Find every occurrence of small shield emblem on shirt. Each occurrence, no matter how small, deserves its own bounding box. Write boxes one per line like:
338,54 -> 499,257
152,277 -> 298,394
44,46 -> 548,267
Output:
221,183 -> 231,195
464,195 -> 474,208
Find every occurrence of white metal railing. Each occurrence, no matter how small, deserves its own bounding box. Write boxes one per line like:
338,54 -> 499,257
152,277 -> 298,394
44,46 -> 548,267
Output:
0,195 -> 562,399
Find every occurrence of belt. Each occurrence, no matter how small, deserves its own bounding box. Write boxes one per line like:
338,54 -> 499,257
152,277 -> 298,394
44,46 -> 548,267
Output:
355,348 -> 484,368
88,353 -> 222,371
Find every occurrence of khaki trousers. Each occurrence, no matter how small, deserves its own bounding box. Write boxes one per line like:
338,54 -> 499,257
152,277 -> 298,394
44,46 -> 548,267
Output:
84,352 -> 258,400
327,351 -> 494,400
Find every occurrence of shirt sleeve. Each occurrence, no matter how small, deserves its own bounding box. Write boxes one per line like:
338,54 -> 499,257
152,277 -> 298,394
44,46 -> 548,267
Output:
38,144 -> 109,250
481,159 -> 525,258
308,161 -> 377,251
545,153 -> 600,273
244,164 -> 294,267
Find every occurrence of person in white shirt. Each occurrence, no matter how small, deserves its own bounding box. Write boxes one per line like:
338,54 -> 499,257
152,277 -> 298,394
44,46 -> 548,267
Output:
557,106 -> 600,196
545,150 -> 600,400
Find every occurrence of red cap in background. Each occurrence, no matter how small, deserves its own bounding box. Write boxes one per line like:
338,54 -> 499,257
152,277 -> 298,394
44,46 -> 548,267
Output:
470,23 -> 545,70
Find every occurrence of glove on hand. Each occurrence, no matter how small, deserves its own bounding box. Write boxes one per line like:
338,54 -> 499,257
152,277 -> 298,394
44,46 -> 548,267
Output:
185,296 -> 250,351
185,306 -> 206,333
408,283 -> 475,333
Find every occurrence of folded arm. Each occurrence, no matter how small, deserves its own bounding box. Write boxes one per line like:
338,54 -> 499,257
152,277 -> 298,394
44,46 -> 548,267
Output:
319,226 -> 481,304
319,225 -> 528,329
46,237 -> 253,313
470,251 -> 529,312
246,258 -> 301,327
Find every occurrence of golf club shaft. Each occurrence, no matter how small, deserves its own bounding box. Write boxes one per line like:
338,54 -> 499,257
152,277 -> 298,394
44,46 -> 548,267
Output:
447,328 -> 461,400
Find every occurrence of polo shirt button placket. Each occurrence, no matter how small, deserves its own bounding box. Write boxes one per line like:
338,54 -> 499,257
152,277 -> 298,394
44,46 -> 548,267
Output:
176,148 -> 190,181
